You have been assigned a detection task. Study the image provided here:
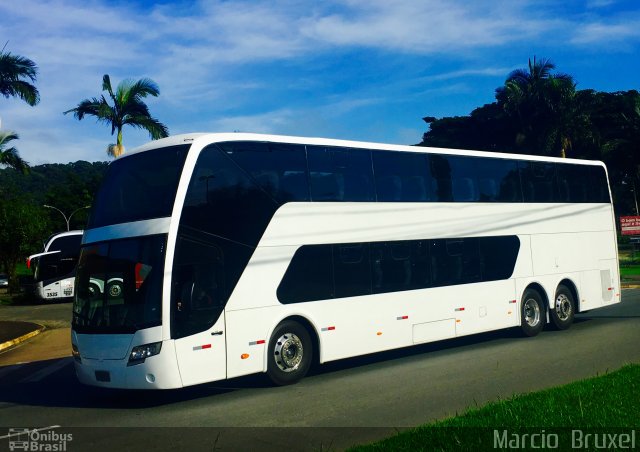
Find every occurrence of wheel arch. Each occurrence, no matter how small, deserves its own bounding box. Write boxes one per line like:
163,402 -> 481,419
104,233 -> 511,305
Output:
522,282 -> 551,319
557,278 -> 580,312
263,314 -> 321,372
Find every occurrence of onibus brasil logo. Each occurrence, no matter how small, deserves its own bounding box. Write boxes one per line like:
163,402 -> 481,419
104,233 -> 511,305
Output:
6,428 -> 72,451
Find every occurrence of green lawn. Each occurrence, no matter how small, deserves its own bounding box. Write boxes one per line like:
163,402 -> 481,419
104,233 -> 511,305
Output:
620,265 -> 640,277
351,364 -> 640,451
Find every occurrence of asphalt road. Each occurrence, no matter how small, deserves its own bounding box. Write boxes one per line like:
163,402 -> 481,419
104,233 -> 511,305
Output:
0,291 -> 639,451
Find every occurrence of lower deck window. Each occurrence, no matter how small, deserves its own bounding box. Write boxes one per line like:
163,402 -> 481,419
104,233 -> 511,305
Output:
277,235 -> 520,304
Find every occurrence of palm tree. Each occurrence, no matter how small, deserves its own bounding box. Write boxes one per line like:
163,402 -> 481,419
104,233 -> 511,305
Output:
64,74 -> 169,158
0,131 -> 29,173
496,57 -> 579,157
0,47 -> 40,106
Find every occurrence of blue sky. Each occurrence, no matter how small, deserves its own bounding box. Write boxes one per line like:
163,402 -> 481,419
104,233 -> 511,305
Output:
1,0 -> 639,165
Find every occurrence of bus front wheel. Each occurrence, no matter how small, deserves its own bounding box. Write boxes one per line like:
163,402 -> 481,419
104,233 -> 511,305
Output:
520,289 -> 545,337
550,285 -> 575,330
266,320 -> 313,386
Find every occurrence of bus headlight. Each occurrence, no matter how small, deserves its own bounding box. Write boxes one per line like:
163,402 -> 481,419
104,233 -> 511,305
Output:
128,342 -> 162,366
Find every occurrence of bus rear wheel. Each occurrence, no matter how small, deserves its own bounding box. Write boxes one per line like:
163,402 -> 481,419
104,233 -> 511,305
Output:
550,285 -> 575,330
266,320 -> 313,386
520,289 -> 545,337
107,281 -> 122,298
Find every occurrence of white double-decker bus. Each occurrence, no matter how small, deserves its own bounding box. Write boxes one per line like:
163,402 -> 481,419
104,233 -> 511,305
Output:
72,133 -> 619,389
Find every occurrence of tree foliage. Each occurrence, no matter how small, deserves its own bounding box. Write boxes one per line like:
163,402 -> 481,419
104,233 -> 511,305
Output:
0,197 -> 48,291
0,46 -> 37,174
495,57 -> 580,158
64,74 -> 169,158
0,159 -> 108,240
0,130 -> 29,173
0,47 -> 39,106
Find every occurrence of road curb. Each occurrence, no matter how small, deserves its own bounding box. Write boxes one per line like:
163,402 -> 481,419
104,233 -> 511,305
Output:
0,324 -> 46,352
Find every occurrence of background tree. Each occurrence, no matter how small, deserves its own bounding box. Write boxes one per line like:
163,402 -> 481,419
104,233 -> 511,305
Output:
64,74 -> 169,158
422,103 -> 517,152
0,159 -> 108,231
0,46 -> 38,174
0,46 -> 39,106
495,57 -> 581,157
0,196 -> 49,292
0,131 -> 28,173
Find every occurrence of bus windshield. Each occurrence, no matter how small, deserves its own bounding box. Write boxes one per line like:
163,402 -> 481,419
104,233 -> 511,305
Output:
34,234 -> 82,282
73,235 -> 166,334
88,144 -> 190,228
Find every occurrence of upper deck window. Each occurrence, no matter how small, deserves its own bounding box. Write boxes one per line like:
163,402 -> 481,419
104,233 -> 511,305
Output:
88,145 -> 190,228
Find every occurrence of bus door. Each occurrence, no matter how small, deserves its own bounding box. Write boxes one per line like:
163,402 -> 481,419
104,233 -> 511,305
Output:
171,238 -> 227,386
174,311 -> 226,387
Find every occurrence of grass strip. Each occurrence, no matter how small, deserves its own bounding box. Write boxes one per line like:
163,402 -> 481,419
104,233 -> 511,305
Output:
620,265 -> 640,277
351,364 -> 640,451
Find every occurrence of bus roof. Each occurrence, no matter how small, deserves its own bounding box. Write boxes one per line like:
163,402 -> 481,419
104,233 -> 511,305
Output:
44,230 -> 83,252
126,132 -> 606,167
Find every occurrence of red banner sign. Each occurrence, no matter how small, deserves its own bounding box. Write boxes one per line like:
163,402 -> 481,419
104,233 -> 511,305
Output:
620,216 -> 640,235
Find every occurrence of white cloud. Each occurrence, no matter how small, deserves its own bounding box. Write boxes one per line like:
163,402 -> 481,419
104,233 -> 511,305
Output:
570,19 -> 640,45
301,0 -> 554,53
586,0 -> 616,8
416,67 -> 514,84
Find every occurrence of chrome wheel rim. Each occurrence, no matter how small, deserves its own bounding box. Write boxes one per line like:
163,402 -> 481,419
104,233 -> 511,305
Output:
273,333 -> 303,373
555,293 -> 572,321
524,298 -> 541,327
108,284 -> 122,298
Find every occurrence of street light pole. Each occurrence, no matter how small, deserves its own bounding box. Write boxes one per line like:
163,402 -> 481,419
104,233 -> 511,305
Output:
43,205 -> 90,231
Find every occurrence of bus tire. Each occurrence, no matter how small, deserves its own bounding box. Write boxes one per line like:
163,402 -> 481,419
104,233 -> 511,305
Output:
550,285 -> 575,330
266,320 -> 313,386
106,281 -> 122,298
88,282 -> 101,299
520,288 -> 545,337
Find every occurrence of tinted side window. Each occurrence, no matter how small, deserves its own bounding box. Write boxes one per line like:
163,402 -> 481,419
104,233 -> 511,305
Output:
480,236 -> 520,280
181,145 -> 278,247
431,155 -> 485,202
431,238 -> 481,286
218,141 -> 309,203
474,158 -> 522,202
556,163 -> 590,203
449,156 -> 481,202
429,155 -> 454,202
373,151 -> 432,201
333,243 -> 372,298
277,245 -> 334,304
372,241 -> 430,293
588,165 -> 611,203
307,146 -> 375,201
519,161 -> 558,202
